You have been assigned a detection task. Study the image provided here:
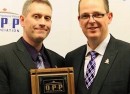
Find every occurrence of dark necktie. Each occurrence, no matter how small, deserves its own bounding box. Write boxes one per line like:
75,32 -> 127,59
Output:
85,51 -> 97,89
37,53 -> 45,69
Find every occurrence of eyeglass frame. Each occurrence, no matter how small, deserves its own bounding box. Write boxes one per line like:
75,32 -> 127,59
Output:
79,12 -> 108,20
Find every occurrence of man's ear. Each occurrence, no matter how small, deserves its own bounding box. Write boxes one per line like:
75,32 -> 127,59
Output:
108,12 -> 113,24
78,16 -> 82,27
78,15 -> 80,20
19,15 -> 25,27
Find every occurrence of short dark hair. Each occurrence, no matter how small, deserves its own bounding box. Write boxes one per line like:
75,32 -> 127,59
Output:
22,0 -> 52,16
78,0 -> 109,14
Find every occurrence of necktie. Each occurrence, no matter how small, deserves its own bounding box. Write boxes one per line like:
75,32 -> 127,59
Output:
85,51 -> 97,89
37,53 -> 45,69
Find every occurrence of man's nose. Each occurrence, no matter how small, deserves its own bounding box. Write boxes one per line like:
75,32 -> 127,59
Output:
39,18 -> 47,26
41,18 -> 46,24
88,15 -> 96,23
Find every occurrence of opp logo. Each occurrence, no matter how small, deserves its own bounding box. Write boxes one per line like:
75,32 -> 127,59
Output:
0,8 -> 20,32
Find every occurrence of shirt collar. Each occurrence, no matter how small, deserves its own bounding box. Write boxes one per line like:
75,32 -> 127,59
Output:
21,37 -> 44,62
86,34 -> 110,56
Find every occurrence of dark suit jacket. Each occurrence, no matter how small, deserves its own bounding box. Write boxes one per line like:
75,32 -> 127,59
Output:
0,38 -> 65,94
65,35 -> 130,94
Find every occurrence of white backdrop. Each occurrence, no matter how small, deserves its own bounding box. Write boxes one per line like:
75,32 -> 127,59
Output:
0,0 -> 130,57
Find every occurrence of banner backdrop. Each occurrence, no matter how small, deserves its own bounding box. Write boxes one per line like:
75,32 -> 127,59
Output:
0,0 -> 130,57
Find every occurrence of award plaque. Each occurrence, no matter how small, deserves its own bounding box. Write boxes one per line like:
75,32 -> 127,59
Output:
30,67 -> 75,94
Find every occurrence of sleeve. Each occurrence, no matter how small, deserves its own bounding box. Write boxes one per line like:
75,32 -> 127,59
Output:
0,52 -> 10,94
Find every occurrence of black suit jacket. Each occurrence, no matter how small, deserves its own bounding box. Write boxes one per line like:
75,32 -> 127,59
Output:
65,35 -> 130,94
0,38 -> 65,94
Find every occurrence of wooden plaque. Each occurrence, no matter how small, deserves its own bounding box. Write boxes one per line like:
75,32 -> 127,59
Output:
30,67 -> 75,94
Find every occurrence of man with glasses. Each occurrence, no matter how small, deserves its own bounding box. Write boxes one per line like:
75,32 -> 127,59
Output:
65,0 -> 130,94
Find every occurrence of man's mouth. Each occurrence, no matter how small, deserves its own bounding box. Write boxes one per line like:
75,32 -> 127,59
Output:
88,27 -> 98,30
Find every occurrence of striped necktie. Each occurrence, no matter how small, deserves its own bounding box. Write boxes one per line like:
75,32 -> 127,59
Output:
37,53 -> 45,69
85,51 -> 97,89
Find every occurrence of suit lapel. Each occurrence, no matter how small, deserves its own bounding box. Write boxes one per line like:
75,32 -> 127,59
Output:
13,39 -> 36,72
44,49 -> 55,68
74,45 -> 87,88
44,48 -> 60,68
91,36 -> 118,94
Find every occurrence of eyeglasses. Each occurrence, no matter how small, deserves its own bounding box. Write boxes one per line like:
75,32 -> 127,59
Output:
79,13 -> 107,20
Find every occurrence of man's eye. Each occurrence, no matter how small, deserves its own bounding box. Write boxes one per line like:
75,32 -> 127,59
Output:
45,16 -> 51,21
33,15 -> 40,19
93,13 -> 104,18
80,14 -> 89,19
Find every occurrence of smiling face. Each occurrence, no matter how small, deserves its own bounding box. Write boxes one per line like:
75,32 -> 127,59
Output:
78,0 -> 112,44
20,2 -> 52,45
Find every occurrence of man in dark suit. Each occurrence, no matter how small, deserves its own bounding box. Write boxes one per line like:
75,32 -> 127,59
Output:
0,0 -> 65,94
65,0 -> 130,94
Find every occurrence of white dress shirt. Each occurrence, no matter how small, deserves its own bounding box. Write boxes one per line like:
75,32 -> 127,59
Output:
84,34 -> 110,77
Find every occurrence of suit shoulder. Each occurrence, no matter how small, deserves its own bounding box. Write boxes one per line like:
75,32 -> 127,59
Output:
116,39 -> 130,49
0,42 -> 16,51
